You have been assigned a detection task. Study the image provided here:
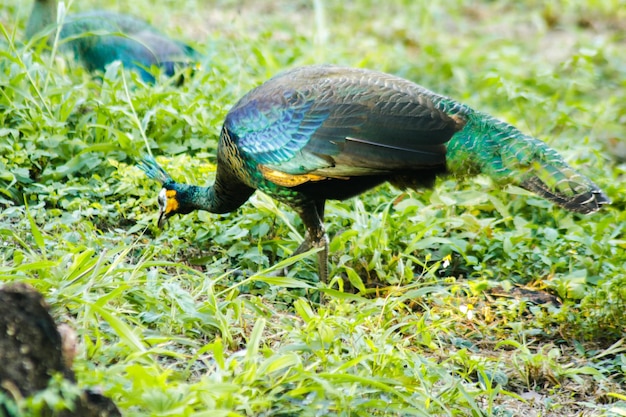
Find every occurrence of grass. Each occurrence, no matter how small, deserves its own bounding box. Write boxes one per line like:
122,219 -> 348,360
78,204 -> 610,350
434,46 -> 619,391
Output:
1,0 -> 626,415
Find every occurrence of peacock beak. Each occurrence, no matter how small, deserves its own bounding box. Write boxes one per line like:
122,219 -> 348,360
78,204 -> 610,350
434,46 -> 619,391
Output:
156,187 -> 176,229
157,208 -> 168,229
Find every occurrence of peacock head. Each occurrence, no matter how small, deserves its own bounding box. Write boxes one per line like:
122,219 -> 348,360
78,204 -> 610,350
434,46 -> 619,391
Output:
154,184 -> 188,228
138,156 -> 192,228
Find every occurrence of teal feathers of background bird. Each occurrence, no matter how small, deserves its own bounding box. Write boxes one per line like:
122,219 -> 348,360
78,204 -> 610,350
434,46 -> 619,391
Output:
25,0 -> 200,83
139,65 -> 609,283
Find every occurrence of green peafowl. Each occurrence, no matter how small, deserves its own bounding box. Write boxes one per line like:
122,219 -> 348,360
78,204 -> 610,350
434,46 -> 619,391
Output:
25,0 -> 199,83
139,65 -> 609,283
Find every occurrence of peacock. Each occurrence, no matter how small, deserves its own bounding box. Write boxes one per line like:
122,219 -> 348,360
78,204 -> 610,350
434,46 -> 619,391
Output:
139,65 -> 609,283
25,0 -> 199,83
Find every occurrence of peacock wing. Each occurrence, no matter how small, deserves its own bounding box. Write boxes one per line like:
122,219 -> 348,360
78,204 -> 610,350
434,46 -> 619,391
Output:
226,65 -> 464,180
129,31 -> 199,63
62,11 -> 197,77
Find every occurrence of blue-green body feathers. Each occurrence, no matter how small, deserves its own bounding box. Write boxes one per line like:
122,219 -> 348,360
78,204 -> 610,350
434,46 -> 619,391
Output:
26,0 -> 199,83
140,65 -> 609,281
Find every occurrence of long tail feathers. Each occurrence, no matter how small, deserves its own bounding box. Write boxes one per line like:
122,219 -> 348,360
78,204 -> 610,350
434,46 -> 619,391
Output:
519,160 -> 610,214
505,139 -> 610,214
446,112 -> 610,214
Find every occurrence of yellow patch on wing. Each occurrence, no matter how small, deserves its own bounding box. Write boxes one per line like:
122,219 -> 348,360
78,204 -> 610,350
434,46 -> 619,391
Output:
259,165 -> 327,187
165,189 -> 179,213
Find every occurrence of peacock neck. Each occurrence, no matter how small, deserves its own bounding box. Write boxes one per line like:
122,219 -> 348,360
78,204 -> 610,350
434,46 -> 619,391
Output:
176,177 -> 253,215
26,0 -> 57,39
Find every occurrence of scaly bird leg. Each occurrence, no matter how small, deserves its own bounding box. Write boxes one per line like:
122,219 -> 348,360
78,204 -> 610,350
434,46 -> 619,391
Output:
294,200 -> 329,283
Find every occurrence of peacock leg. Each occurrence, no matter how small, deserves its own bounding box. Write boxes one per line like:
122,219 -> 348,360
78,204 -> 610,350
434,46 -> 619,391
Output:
293,200 -> 329,283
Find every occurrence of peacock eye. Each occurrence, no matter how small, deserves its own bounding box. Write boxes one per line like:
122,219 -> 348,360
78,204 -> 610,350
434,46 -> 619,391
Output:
157,188 -> 167,210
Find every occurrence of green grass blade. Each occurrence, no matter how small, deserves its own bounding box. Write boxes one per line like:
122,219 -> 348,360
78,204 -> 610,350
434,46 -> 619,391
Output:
88,302 -> 149,357
24,200 -> 46,257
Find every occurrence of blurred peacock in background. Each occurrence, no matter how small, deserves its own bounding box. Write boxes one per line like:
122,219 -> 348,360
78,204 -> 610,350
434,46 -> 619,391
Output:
25,0 -> 200,83
139,65 -> 609,283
